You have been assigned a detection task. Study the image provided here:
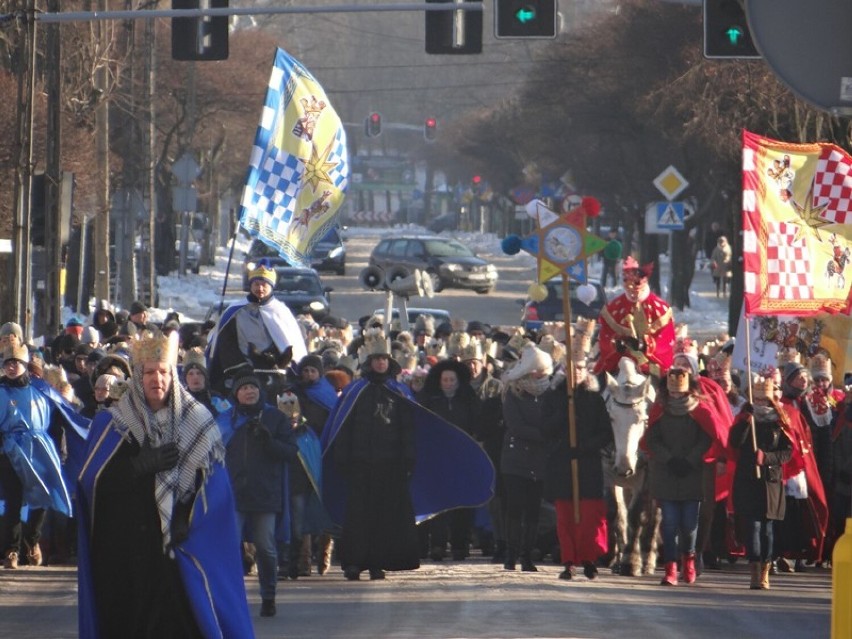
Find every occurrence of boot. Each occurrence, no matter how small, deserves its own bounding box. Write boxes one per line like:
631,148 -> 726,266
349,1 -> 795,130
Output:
298,535 -> 312,577
682,553 -> 696,584
520,555 -> 538,572
317,534 -> 334,576
760,562 -> 771,590
749,562 -> 761,590
660,561 -> 678,586
260,598 -> 276,617
491,540 -> 506,564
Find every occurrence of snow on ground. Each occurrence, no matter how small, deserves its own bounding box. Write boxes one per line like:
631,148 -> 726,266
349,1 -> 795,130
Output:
64,225 -> 729,342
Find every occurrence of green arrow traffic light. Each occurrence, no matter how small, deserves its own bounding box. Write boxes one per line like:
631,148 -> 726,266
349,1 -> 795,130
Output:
515,7 -> 536,24
724,25 -> 746,46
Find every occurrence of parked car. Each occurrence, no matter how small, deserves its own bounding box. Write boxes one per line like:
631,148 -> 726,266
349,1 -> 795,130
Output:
370,306 -> 452,332
272,267 -> 333,318
520,278 -> 607,331
368,235 -> 498,294
241,227 -> 346,288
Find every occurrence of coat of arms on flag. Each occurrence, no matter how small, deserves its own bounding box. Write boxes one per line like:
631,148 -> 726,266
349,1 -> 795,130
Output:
239,48 -> 349,268
742,130 -> 852,316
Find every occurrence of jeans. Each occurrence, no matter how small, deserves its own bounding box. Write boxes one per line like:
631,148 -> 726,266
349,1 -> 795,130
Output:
236,511 -> 278,600
659,499 -> 701,563
744,518 -> 774,563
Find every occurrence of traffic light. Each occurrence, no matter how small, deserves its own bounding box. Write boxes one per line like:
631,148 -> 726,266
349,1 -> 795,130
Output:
703,0 -> 760,59
424,117 -> 437,142
425,0 -> 482,55
365,112 -> 382,138
171,0 -> 229,61
471,175 -> 482,186
495,0 -> 557,39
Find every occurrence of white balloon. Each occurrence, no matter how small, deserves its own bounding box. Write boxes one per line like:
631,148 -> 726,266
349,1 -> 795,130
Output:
577,283 -> 597,305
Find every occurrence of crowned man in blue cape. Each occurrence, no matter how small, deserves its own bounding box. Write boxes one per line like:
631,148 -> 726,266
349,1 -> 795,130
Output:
206,258 -> 308,394
321,328 -> 495,581
78,331 -> 254,639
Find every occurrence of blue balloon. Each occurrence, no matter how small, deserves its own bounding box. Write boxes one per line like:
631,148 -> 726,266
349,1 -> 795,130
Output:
501,235 -> 522,255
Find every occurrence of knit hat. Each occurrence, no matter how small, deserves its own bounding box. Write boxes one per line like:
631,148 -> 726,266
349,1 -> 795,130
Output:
81,326 -> 101,344
0,322 -> 23,340
299,353 -> 325,376
783,361 -> 806,383
466,320 -> 491,337
129,300 -> 148,316
503,343 -> 553,382
232,373 -> 261,395
672,352 -> 700,377
182,347 -> 208,377
87,348 -> 107,364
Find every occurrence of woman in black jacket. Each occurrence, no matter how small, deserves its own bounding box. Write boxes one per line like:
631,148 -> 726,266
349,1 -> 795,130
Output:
729,377 -> 793,590
417,359 -> 481,560
543,357 -> 613,580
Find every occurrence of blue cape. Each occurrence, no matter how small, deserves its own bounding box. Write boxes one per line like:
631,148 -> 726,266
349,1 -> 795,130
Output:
302,376 -> 339,412
78,412 -> 255,639
321,377 -> 495,525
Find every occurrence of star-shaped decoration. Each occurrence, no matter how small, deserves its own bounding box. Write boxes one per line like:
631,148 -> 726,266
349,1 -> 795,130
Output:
790,183 -> 831,243
300,139 -> 336,193
524,205 -> 607,283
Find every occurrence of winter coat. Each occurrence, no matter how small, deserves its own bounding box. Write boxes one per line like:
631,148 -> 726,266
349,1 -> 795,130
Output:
500,386 -> 551,482
217,402 -> 297,513
417,359 -> 480,436
646,408 -> 712,501
710,242 -> 732,279
730,412 -> 793,520
543,381 -> 613,501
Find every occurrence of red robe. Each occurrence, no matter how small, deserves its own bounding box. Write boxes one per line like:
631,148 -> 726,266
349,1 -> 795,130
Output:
779,396 -> 829,561
593,290 -> 675,377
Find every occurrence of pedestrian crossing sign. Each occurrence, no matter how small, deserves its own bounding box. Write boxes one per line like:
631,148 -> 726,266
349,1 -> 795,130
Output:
656,201 -> 685,229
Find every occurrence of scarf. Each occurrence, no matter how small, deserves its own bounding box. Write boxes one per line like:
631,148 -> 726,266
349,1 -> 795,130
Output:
109,367 -> 225,551
666,393 -> 699,416
754,404 -> 779,422
515,375 -> 551,397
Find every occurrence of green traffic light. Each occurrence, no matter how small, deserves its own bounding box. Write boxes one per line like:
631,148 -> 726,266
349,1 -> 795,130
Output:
515,7 -> 536,24
724,25 -> 745,46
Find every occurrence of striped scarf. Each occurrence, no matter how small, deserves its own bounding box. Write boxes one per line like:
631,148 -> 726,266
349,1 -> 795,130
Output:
108,366 -> 225,552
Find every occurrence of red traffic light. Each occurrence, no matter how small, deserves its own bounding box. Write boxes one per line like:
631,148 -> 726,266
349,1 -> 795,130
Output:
366,112 -> 382,137
424,117 -> 437,142
472,175 -> 482,185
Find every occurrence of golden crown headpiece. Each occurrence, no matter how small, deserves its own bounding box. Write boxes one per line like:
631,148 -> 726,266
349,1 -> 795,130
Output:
248,258 -> 277,286
538,334 -> 566,367
539,321 -> 567,344
753,375 -> 779,400
395,331 -> 415,353
182,347 -> 207,370
425,337 -> 446,358
446,331 -> 470,358
414,314 -> 436,336
666,367 -> 690,393
706,351 -> 731,376
776,346 -> 801,367
2,344 -> 29,364
808,352 -> 832,381
277,389 -> 301,419
130,331 -> 179,368
395,350 -> 419,372
459,337 -> 485,363
506,329 -> 530,354
42,364 -> 68,389
570,318 -> 596,356
361,328 -> 391,357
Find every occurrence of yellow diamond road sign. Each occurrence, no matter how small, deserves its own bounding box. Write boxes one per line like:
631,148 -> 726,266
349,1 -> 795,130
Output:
653,165 -> 689,201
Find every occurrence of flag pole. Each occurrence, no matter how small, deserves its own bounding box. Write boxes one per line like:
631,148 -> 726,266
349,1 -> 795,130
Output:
218,229 -> 240,318
743,316 -> 761,479
561,274 -> 581,524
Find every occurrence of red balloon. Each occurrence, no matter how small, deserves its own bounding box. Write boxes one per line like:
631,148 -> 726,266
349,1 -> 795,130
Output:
582,196 -> 601,217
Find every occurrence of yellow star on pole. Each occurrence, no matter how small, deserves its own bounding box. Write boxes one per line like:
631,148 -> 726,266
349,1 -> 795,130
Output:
790,185 -> 831,243
301,140 -> 336,192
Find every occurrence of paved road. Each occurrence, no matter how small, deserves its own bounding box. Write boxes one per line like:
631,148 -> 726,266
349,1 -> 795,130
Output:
0,555 -> 831,638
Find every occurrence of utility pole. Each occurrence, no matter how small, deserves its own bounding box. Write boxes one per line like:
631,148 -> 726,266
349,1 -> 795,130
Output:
145,13 -> 158,307
93,0 -> 111,303
43,0 -> 62,338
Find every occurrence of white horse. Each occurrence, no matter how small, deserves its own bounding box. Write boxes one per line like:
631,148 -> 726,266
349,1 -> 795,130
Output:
602,357 -> 661,576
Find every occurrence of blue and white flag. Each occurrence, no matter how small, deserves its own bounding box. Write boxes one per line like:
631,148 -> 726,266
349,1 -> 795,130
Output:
239,48 -> 349,267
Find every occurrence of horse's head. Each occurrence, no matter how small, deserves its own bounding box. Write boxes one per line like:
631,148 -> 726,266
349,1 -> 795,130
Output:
607,357 -> 654,478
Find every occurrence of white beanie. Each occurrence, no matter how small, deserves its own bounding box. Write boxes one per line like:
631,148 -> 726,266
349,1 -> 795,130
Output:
504,343 -> 553,382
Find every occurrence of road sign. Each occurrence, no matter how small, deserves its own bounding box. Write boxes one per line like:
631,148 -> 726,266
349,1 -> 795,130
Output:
656,201 -> 685,229
172,185 -> 198,212
172,152 -> 201,184
653,165 -> 689,201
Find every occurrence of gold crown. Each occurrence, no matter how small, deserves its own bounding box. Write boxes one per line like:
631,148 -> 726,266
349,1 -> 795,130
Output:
361,328 -> 390,357
131,331 -> 179,368
753,376 -> 778,399
538,335 -> 566,367
809,352 -> 832,381
395,350 -> 419,371
459,337 -> 485,362
776,346 -> 801,367
446,332 -> 470,358
248,260 -> 277,285
2,344 -> 29,364
277,389 -> 302,419
42,364 -> 68,389
425,337 -> 446,358
667,367 -> 690,393
570,318 -> 596,355
182,347 -> 207,370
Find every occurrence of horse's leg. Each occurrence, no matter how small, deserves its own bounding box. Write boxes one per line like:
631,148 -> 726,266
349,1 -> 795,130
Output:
611,485 -> 628,574
624,484 -> 645,577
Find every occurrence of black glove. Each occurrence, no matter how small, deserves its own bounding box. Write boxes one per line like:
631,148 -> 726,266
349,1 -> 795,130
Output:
131,442 -> 179,477
171,498 -> 192,546
666,456 -> 692,478
740,402 -> 754,415
253,423 -> 272,441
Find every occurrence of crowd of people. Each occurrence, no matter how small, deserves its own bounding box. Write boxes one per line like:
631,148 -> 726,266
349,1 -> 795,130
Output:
0,255 -> 849,635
